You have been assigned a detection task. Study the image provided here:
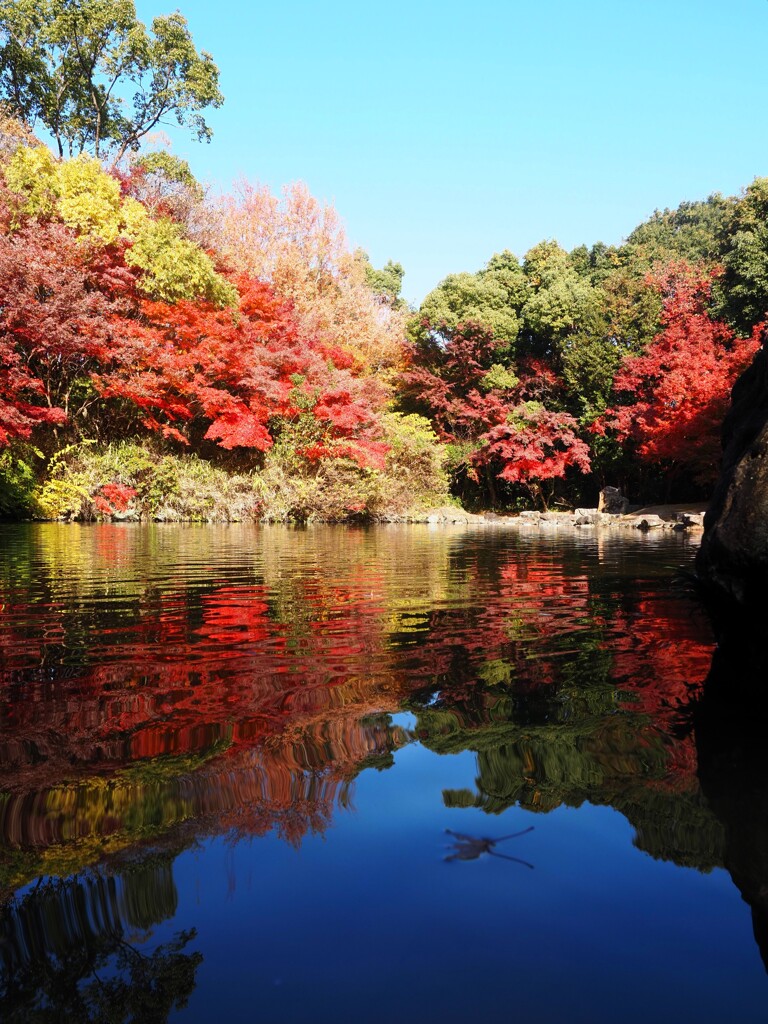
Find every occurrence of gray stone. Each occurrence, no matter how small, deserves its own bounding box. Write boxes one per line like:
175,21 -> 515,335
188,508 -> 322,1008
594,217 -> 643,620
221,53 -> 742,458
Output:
598,486 -> 630,514
420,505 -> 487,524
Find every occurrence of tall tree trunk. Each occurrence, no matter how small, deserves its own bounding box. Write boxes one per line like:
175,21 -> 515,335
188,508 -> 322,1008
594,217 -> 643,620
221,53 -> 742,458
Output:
485,464 -> 497,508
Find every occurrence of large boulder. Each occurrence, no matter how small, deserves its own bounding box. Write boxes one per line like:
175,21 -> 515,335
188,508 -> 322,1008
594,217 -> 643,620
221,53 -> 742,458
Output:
696,332 -> 768,605
598,486 -> 629,514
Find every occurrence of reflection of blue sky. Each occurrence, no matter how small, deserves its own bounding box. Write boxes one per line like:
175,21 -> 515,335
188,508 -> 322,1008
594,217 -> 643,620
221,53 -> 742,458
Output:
167,740 -> 766,1023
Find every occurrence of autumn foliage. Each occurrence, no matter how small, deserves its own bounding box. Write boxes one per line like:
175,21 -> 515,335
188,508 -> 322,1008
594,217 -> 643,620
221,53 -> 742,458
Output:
92,278 -> 389,466
400,323 -> 591,505
0,120 -> 767,515
597,265 -> 761,483
0,134 -> 410,519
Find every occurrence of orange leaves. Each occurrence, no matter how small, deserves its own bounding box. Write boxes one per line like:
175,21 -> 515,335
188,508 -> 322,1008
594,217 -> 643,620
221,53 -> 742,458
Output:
204,410 -> 273,451
487,408 -> 592,485
0,161 -> 396,473
211,180 -> 408,375
93,482 -> 137,516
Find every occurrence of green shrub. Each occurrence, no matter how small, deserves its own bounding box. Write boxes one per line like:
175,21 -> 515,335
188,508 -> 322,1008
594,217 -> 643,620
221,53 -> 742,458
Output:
32,440 -> 262,522
28,426 -> 451,524
255,411 -> 451,521
370,412 -> 451,514
0,443 -> 42,517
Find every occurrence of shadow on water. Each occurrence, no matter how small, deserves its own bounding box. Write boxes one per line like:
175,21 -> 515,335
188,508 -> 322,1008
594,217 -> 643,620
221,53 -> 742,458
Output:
444,826 -> 535,867
695,620 -> 768,973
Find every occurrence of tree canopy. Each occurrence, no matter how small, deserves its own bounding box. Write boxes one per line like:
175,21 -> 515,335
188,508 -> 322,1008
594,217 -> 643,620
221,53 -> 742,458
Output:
0,0 -> 222,160
0,76 -> 767,517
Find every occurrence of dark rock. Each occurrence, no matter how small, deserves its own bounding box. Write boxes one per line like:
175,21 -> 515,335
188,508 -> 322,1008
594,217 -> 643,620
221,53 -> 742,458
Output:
638,515 -> 665,530
598,486 -> 629,514
676,511 -> 705,529
697,332 -> 768,605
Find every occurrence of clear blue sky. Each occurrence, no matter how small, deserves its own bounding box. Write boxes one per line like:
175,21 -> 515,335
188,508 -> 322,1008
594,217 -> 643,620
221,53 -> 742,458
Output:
134,0 -> 768,306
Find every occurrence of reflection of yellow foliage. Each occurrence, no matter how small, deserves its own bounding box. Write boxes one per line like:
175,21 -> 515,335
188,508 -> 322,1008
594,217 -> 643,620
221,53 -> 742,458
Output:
23,522 -> 474,629
477,659 -> 515,686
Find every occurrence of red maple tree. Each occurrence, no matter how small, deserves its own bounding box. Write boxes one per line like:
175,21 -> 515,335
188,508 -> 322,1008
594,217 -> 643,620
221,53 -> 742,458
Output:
92,273 -> 390,466
400,322 -> 590,502
0,222 -> 128,443
598,265 -> 761,483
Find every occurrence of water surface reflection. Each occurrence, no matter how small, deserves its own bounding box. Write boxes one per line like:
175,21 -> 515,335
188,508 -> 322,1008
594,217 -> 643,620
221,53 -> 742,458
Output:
0,524 -> 765,1021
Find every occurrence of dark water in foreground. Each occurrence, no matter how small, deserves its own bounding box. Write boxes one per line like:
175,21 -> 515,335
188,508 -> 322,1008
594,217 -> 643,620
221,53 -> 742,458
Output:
0,523 -> 766,1022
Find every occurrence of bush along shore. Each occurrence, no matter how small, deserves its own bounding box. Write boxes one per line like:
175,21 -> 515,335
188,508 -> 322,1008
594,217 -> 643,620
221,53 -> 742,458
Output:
3,430 -> 453,524
3,434 -> 705,531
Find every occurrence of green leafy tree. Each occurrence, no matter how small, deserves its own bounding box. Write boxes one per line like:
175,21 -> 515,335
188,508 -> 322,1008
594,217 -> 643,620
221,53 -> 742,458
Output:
355,249 -> 406,307
521,240 -> 604,361
417,249 -> 528,349
715,177 -> 768,334
0,0 -> 222,160
560,269 -> 663,422
620,194 -> 732,272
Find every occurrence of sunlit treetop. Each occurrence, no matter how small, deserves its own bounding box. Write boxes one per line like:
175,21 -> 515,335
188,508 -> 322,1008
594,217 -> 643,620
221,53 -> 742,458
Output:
0,0 -> 223,161
4,144 -> 236,306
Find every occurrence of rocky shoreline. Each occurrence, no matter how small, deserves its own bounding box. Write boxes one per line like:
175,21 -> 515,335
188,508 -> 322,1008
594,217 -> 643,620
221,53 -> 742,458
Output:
380,503 -> 708,531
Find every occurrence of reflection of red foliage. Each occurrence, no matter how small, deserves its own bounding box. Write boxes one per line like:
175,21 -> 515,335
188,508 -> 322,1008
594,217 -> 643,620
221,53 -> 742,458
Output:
0,539 -> 715,843
607,595 -> 713,792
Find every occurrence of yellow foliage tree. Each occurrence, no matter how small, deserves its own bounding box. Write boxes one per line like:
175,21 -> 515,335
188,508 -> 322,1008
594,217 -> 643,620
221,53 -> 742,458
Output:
3,144 -> 233,305
125,217 -> 236,306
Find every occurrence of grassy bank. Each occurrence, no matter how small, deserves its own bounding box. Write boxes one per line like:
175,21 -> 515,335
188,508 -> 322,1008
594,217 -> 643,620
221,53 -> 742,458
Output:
0,413 -> 453,523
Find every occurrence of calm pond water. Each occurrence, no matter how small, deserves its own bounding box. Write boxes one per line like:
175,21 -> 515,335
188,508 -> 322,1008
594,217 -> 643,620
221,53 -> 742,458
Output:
0,523 -> 766,1022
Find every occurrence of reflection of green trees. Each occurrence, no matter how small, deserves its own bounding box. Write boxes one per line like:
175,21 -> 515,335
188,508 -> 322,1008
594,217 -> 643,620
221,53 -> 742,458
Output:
621,791 -> 724,872
416,697 -> 724,873
0,852 -> 201,1023
0,522 -> 719,889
